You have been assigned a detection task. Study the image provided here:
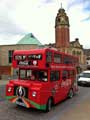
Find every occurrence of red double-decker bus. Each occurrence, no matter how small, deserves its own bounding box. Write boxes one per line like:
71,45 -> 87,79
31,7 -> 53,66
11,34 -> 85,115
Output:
6,48 -> 78,112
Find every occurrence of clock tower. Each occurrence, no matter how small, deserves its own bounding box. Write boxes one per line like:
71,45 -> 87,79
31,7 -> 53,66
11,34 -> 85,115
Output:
55,6 -> 70,52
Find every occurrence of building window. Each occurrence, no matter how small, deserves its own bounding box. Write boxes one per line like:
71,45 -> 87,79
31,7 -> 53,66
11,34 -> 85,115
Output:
72,51 -> 75,55
77,51 -> 81,55
8,50 -> 14,63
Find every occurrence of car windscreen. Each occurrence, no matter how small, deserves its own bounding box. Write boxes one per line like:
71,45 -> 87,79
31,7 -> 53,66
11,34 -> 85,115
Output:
80,73 -> 90,78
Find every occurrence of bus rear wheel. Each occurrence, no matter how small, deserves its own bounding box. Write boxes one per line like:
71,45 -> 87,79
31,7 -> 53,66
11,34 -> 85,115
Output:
68,89 -> 74,98
46,98 -> 52,112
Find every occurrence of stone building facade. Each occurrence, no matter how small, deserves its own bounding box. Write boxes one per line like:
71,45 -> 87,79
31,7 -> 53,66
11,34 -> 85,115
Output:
70,38 -> 85,65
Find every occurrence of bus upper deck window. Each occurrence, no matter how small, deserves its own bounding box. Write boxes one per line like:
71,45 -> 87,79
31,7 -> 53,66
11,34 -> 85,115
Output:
14,55 -> 26,60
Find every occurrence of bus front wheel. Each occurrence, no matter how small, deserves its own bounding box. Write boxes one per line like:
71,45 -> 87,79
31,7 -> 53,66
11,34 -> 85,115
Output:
46,98 -> 52,112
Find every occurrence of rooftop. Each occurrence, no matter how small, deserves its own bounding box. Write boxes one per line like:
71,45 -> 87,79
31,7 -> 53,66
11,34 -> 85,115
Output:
17,33 -> 42,46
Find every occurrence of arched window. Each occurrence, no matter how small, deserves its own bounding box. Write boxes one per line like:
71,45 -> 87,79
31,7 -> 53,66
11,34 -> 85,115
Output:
72,50 -> 75,55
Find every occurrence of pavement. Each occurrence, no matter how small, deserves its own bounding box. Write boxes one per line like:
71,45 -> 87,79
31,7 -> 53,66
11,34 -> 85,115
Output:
0,79 -> 9,85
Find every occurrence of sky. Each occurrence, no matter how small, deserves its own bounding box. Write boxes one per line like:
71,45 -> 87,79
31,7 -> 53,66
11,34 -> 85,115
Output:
0,0 -> 90,49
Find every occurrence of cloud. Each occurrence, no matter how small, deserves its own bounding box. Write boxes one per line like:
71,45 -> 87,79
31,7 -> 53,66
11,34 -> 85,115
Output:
82,16 -> 90,22
83,2 -> 90,12
67,0 -> 90,12
41,0 -> 54,4
67,0 -> 89,8
0,0 -> 17,12
0,17 -> 26,35
0,0 -> 27,45
0,0 -> 25,35
67,0 -> 90,21
0,34 -> 24,45
0,0 -> 89,48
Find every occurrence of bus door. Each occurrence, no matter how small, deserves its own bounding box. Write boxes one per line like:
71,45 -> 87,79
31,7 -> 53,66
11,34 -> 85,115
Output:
50,70 -> 62,103
60,70 -> 70,98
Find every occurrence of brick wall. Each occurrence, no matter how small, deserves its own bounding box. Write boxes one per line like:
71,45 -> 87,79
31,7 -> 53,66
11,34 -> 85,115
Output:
55,26 -> 70,48
0,66 -> 11,75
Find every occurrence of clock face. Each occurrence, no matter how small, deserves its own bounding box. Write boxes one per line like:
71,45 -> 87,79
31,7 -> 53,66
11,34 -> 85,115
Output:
57,17 -> 65,23
61,17 -> 65,22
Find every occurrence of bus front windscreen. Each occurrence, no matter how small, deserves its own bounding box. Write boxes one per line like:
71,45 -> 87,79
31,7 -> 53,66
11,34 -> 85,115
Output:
19,69 -> 48,82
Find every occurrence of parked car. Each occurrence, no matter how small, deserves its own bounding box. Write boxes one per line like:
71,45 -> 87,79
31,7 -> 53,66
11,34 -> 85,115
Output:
77,70 -> 90,86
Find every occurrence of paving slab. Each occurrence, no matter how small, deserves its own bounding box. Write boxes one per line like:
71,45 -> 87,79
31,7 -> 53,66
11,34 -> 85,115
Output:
0,80 -> 9,85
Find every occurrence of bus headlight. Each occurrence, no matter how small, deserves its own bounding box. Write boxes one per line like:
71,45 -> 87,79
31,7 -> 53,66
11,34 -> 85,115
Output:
32,91 -> 37,97
8,87 -> 12,92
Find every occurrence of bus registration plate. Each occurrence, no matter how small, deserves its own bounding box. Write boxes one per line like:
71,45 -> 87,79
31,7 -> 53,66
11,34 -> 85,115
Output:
16,101 -> 26,107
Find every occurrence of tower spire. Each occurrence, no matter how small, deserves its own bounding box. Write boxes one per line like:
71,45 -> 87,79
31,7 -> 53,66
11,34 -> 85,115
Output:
61,3 -> 62,8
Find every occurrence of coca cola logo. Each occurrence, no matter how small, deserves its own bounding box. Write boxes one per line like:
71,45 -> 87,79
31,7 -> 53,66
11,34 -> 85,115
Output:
16,86 -> 25,97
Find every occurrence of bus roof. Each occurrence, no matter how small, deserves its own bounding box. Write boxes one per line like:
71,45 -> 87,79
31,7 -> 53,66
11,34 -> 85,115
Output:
14,47 -> 78,59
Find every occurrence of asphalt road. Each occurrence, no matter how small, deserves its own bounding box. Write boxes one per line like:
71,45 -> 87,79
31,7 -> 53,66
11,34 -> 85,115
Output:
0,85 -> 90,120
